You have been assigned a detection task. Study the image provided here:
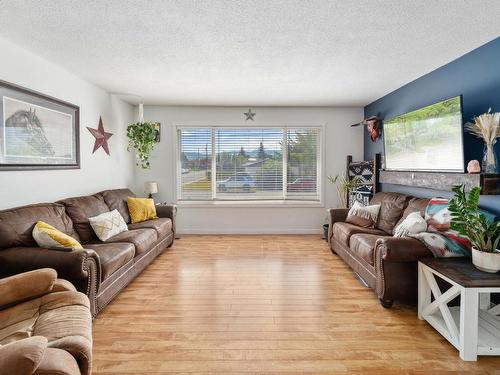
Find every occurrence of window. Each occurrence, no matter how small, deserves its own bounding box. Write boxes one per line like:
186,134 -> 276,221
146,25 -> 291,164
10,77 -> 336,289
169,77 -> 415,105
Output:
177,127 -> 321,202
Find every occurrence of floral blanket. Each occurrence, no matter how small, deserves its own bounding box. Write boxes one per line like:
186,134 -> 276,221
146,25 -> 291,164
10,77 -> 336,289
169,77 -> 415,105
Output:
410,198 -> 496,258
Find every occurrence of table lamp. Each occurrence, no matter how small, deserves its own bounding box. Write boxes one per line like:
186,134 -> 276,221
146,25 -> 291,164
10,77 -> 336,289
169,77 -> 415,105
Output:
144,181 -> 158,199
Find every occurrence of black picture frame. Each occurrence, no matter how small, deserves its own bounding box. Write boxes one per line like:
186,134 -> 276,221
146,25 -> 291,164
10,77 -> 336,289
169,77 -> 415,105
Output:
0,80 -> 80,171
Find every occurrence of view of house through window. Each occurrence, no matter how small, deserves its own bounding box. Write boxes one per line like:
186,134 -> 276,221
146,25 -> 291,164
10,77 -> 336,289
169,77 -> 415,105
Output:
178,127 -> 321,201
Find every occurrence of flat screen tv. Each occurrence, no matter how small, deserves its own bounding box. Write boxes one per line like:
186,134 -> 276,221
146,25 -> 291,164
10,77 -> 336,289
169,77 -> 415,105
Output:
383,96 -> 464,172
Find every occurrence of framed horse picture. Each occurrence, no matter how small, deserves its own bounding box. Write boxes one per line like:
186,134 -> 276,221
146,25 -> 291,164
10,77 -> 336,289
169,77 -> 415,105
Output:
0,80 -> 80,170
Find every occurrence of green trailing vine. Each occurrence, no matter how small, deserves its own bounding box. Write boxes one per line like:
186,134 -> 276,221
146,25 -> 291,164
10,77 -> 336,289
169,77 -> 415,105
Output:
126,122 -> 160,169
448,184 -> 500,253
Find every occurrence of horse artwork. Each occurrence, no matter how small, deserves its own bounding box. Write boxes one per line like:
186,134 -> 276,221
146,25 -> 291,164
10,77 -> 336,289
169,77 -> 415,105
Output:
0,80 -> 79,170
5,108 -> 56,157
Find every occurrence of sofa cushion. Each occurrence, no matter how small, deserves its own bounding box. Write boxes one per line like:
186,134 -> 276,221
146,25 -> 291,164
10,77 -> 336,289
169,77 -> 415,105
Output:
58,195 -> 110,243
0,336 -> 47,375
88,209 -> 128,241
332,222 -> 386,247
32,221 -> 83,250
105,228 -> 157,256
99,188 -> 136,224
350,234 -> 388,266
35,347 -> 81,375
0,269 -> 57,308
370,192 -> 412,234
0,203 -> 79,249
0,291 -> 90,344
84,242 -> 135,280
127,197 -> 158,224
393,197 -> 431,234
128,218 -> 172,238
345,201 -> 381,228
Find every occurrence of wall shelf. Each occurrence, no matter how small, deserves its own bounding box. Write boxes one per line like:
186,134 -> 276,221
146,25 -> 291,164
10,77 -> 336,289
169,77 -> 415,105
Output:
379,170 -> 500,195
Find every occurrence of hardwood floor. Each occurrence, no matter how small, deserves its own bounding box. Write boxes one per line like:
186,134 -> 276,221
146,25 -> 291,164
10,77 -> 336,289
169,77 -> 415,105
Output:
92,235 -> 500,374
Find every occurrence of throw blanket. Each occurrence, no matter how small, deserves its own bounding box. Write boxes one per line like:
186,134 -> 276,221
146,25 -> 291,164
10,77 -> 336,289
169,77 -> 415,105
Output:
412,198 -> 471,257
410,198 -> 496,258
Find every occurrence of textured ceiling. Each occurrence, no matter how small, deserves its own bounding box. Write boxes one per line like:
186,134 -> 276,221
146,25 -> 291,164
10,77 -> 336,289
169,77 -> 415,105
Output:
0,0 -> 499,106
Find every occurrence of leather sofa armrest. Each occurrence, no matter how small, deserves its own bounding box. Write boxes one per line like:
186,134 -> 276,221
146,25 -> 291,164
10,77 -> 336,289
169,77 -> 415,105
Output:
156,204 -> 177,235
0,268 -> 56,309
327,208 -> 349,245
329,208 -> 349,223
0,247 -> 101,316
0,336 -> 48,375
375,237 -> 433,263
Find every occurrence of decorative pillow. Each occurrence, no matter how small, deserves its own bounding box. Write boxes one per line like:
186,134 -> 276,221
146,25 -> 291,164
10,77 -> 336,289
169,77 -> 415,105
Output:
393,212 -> 427,237
411,197 -> 497,258
345,201 -> 381,228
88,209 -> 128,241
127,197 -> 158,224
32,221 -> 83,250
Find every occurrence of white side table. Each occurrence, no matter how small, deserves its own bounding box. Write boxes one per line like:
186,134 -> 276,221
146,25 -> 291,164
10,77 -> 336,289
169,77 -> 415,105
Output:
418,258 -> 500,361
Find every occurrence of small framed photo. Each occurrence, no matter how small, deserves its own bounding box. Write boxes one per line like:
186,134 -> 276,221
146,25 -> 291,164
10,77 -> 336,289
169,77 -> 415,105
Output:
0,80 -> 80,170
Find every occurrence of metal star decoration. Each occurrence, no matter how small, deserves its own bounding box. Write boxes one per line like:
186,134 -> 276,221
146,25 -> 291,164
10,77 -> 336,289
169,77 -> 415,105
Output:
87,116 -> 113,155
244,108 -> 256,121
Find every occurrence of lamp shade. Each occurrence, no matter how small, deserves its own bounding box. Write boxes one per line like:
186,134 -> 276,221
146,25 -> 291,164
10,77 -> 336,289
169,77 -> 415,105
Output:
144,181 -> 158,194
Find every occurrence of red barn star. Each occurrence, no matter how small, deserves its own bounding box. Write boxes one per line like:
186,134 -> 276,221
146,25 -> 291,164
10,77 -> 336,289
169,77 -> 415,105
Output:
87,117 -> 113,155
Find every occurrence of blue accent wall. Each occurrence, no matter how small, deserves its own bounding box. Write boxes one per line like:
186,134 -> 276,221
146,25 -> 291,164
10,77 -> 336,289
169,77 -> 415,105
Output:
364,37 -> 500,216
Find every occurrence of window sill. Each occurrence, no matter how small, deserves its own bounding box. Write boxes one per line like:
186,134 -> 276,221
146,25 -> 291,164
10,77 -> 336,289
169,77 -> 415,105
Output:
177,200 -> 325,208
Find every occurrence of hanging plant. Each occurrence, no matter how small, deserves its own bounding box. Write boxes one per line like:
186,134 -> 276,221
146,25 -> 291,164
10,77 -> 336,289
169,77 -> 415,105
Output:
126,122 -> 160,169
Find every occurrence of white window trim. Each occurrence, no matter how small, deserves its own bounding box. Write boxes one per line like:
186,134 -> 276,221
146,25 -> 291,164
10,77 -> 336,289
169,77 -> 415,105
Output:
172,122 -> 326,207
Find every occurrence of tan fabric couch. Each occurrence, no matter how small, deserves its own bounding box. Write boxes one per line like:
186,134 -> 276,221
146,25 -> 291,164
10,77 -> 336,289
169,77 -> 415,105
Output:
0,268 -> 92,375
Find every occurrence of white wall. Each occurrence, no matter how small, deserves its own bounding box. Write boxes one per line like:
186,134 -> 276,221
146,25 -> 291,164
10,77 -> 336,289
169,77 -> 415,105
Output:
0,37 -> 134,209
135,106 -> 364,234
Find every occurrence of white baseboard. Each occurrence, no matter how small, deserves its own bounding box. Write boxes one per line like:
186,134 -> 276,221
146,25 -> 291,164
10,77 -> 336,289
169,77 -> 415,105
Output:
177,228 -> 323,235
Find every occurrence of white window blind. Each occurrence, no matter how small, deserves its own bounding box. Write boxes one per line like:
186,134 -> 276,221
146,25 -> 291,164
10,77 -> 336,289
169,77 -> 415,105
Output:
178,128 -> 212,200
286,128 -> 320,199
177,127 -> 321,202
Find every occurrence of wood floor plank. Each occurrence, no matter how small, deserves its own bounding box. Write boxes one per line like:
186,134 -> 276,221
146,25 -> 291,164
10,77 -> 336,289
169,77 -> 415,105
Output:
92,235 -> 500,374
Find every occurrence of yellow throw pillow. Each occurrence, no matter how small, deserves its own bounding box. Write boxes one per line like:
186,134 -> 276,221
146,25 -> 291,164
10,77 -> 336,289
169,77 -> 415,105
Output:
32,221 -> 83,250
127,197 -> 158,224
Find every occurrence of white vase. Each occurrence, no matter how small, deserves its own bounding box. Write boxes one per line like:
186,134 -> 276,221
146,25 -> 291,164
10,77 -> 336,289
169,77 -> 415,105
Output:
472,247 -> 500,273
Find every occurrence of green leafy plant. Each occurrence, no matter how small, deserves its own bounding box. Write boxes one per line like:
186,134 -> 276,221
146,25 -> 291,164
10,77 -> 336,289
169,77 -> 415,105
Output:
448,184 -> 500,253
126,122 -> 159,169
327,174 -> 362,208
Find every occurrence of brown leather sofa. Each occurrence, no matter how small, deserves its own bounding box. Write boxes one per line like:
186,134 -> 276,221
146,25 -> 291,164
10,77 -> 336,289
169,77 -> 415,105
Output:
0,188 -> 176,317
0,268 -> 92,375
328,192 -> 433,308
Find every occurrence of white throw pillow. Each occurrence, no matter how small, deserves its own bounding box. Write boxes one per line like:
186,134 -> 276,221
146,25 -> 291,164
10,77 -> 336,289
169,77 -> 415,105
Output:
345,200 -> 381,228
89,209 -> 128,241
394,211 -> 428,237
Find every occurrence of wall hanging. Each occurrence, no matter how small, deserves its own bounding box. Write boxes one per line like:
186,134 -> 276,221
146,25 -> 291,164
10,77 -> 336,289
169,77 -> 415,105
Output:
87,116 -> 112,155
244,108 -> 256,121
0,80 -> 80,171
350,116 -> 381,142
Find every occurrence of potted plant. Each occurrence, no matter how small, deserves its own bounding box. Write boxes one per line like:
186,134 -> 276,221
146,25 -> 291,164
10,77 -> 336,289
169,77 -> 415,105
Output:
327,174 -> 362,208
449,184 -> 500,273
127,122 -> 160,169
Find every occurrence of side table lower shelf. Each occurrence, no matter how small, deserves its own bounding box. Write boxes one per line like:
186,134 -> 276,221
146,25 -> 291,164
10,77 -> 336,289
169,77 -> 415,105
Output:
418,260 -> 500,361
426,306 -> 500,356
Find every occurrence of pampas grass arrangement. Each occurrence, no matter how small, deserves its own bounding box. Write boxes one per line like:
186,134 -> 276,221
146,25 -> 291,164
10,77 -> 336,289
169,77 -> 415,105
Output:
465,109 -> 500,173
